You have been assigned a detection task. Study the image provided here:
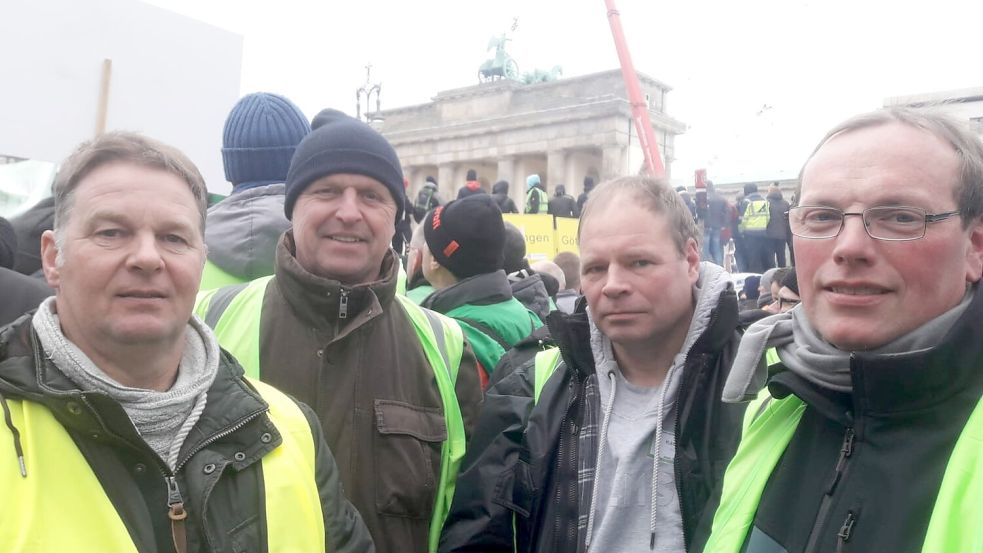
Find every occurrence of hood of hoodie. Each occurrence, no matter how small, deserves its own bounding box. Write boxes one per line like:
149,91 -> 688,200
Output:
508,270 -> 551,321
465,180 -> 481,191
204,183 -> 291,280
492,181 -> 509,195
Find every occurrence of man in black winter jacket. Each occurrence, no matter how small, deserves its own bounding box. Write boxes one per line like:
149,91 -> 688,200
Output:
491,180 -> 518,213
547,184 -> 577,218
705,107 -> 983,553
440,176 -> 745,553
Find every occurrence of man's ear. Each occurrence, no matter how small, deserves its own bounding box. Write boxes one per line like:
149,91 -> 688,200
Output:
685,237 -> 701,284
965,218 -> 983,283
40,229 -> 61,290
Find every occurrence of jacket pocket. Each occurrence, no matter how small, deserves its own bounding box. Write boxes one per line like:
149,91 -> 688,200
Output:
492,457 -> 536,518
374,399 -> 447,519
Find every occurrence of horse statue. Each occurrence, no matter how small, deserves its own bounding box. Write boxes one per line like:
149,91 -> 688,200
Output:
478,34 -> 519,83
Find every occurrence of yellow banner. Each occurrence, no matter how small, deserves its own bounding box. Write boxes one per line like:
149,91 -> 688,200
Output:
554,217 -> 580,254
502,214 -> 579,261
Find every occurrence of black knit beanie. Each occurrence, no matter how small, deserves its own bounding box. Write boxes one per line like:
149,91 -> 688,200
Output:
284,114 -> 405,222
424,195 -> 505,279
222,92 -> 310,189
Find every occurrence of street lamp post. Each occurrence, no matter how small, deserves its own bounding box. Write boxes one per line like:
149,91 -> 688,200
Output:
356,64 -> 383,125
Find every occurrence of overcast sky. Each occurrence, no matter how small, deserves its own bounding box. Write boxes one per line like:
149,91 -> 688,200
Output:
147,0 -> 981,186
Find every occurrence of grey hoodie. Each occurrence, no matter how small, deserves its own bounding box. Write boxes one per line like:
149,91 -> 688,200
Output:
585,262 -> 732,552
204,183 -> 290,280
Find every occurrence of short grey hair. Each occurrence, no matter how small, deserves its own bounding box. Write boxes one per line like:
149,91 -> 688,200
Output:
798,107 -> 983,227
579,175 -> 701,255
53,131 -> 208,241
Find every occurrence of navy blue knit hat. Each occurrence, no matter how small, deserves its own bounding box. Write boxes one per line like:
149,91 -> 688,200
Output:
284,114 -> 405,222
222,92 -> 310,189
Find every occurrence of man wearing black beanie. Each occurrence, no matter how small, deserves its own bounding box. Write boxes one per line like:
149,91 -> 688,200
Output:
420,195 -> 543,386
196,110 -> 483,553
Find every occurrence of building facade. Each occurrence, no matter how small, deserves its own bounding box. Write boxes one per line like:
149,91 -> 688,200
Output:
378,69 -> 685,207
884,87 -> 983,135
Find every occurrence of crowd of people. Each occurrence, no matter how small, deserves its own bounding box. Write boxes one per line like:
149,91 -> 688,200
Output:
1,92 -> 981,553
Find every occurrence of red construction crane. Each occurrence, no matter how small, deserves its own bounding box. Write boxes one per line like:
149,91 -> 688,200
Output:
603,0 -> 666,178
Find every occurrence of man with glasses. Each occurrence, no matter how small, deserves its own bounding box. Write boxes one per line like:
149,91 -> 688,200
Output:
703,108 -> 983,553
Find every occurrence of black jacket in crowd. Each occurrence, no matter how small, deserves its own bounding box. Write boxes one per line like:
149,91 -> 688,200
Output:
439,287 -> 747,553
0,267 -> 52,327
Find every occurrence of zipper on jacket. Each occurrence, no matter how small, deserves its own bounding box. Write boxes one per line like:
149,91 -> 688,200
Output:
553,376 -> 581,552
835,511 -> 857,553
672,394 -> 691,551
803,427 -> 856,553
339,288 -> 350,319
166,475 -> 189,553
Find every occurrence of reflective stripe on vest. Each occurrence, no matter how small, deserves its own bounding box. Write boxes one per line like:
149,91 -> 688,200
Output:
533,347 -> 563,403
739,199 -> 769,232
194,276 -> 272,378
196,279 -> 467,553
1,379 -> 324,552
703,388 -> 983,553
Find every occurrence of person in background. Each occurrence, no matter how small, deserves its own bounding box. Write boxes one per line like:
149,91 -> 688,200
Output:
405,223 -> 436,304
704,181 -> 730,266
524,174 -> 549,214
765,183 -> 791,267
756,267 -> 780,308
767,267 -> 800,313
457,169 -> 485,199
0,215 -> 52,326
738,183 -> 773,273
677,185 -> 698,219
552,251 -> 582,314
414,176 -> 442,223
707,107 -> 983,553
8,195 -> 55,277
491,180 -> 518,213
548,184 -> 577,218
420,195 -> 543,387
200,92 -> 311,290
576,176 -> 596,217
392,177 -> 413,254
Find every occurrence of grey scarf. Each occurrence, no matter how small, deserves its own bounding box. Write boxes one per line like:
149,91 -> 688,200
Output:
723,288 -> 974,403
32,297 -> 220,470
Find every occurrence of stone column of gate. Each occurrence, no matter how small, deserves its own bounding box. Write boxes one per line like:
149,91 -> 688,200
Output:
437,164 -> 455,202
601,145 -> 626,181
496,157 -> 516,209
404,166 -> 420,197
547,150 -> 567,194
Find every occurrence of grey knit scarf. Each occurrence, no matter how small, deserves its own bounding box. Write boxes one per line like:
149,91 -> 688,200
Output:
32,297 -> 220,470
723,287 -> 974,403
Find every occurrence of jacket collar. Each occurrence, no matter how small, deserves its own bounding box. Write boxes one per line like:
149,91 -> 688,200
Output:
421,270 -> 512,312
770,284 -> 983,419
0,317 -> 275,472
273,230 -> 396,332
850,285 -> 983,415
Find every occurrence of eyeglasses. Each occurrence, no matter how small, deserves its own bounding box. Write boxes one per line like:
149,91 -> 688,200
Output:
786,206 -> 961,241
778,297 -> 800,310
